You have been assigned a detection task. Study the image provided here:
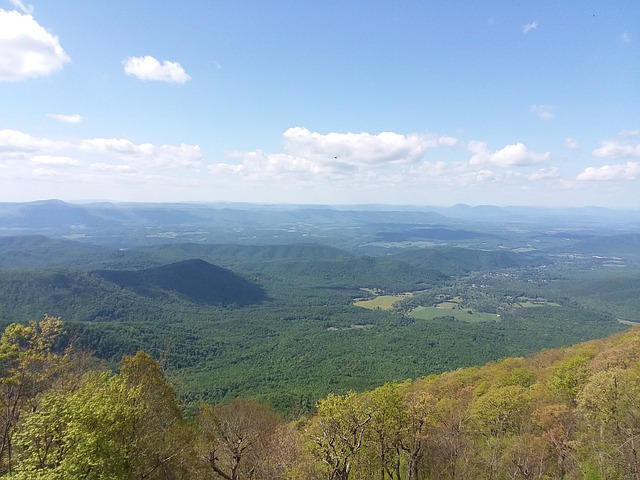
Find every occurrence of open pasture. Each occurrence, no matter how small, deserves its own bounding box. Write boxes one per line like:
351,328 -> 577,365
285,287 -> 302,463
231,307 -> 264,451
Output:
409,305 -> 500,323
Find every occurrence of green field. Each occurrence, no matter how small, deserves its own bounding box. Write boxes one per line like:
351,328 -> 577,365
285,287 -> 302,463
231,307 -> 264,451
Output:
353,293 -> 411,310
513,296 -> 561,308
409,305 -> 500,323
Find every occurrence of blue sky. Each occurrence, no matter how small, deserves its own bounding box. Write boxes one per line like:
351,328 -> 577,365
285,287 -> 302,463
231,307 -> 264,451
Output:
1,1 -> 639,207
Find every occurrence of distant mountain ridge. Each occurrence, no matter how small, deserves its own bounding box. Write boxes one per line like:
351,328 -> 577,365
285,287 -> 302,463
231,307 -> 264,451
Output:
564,233 -> 640,257
394,246 -> 546,275
0,235 -> 114,268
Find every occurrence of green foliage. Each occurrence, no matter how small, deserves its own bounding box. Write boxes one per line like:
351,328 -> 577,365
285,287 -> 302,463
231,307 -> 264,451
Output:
11,371 -> 142,480
395,246 -> 546,275
0,315 -> 68,474
306,391 -> 372,480
0,320 -> 640,479
550,354 -> 591,404
97,259 -> 266,306
0,235 -> 631,415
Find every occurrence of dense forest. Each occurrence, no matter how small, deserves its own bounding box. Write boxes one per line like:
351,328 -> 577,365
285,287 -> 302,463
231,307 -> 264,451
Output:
3,316 -> 640,479
0,235 -> 632,413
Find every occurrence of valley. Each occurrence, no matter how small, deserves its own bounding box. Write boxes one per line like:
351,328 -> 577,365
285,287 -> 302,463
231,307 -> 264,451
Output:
0,200 -> 639,413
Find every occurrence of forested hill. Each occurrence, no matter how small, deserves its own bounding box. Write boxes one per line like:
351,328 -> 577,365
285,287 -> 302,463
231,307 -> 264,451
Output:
2,316 -> 640,479
560,232 -> 640,258
296,324 -> 640,479
394,245 -> 546,275
136,242 -> 354,267
96,259 -> 266,306
0,235 -> 115,268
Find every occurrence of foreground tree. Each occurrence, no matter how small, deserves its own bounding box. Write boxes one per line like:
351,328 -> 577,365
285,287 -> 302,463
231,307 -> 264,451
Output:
10,370 -> 142,479
306,391 -> 372,480
577,367 -> 640,479
120,351 -> 197,479
197,397 -> 283,480
0,316 -> 69,475
365,382 -> 409,480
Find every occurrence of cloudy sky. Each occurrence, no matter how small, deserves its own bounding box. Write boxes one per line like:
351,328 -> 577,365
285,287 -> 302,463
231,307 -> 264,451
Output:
1,1 -> 638,207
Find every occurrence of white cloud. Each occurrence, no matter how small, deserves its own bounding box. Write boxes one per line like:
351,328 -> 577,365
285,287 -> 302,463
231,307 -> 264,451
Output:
210,150 -> 325,180
621,31 -> 631,43
210,128 -> 458,181
593,139 -> 640,158
468,141 -> 549,167
577,162 -> 640,181
0,129 -> 201,178
564,137 -> 579,149
529,167 -> 559,180
47,113 -> 83,124
207,128 -> 567,203
208,129 -> 560,198
522,21 -> 538,34
32,167 -> 61,177
31,155 -> 79,167
123,55 -> 191,84
79,138 -> 202,168
283,127 -> 457,165
531,104 -> 555,121
619,129 -> 640,137
0,9 -> 70,81
9,0 -> 33,14
0,129 -> 53,151
89,163 -> 138,175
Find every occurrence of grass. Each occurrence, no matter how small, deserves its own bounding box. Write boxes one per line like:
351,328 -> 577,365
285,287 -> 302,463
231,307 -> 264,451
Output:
408,306 -> 500,323
354,292 -> 500,323
354,295 -> 408,310
513,296 -> 560,308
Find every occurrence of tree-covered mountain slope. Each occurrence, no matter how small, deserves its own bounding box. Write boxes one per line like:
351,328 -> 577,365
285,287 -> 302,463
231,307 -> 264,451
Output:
0,235 -> 115,268
393,246 -> 547,275
2,316 -> 640,479
0,259 -> 266,322
96,259 -> 266,306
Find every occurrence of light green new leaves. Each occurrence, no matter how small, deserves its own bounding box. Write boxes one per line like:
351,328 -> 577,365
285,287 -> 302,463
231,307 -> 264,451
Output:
11,371 -> 142,480
0,315 -> 68,474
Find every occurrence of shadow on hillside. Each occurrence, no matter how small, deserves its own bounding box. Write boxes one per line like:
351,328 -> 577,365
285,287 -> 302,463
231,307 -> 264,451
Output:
96,259 -> 267,307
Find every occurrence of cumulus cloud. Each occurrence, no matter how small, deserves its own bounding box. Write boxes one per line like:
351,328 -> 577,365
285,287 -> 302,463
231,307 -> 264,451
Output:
282,127 -> 457,166
531,104 -> 555,121
0,129 -> 53,151
0,129 -> 201,179
577,162 -> 640,181
210,150 -> 326,180
210,128 -> 458,181
468,141 -> 549,167
208,128 -> 559,196
89,163 -> 138,175
32,167 -> 61,177
522,21 -> 538,34
0,9 -> 70,81
593,139 -> 640,158
564,138 -> 579,149
123,55 -> 191,84
529,167 -> 559,181
31,155 -> 79,166
47,113 -> 83,124
79,137 -> 202,168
